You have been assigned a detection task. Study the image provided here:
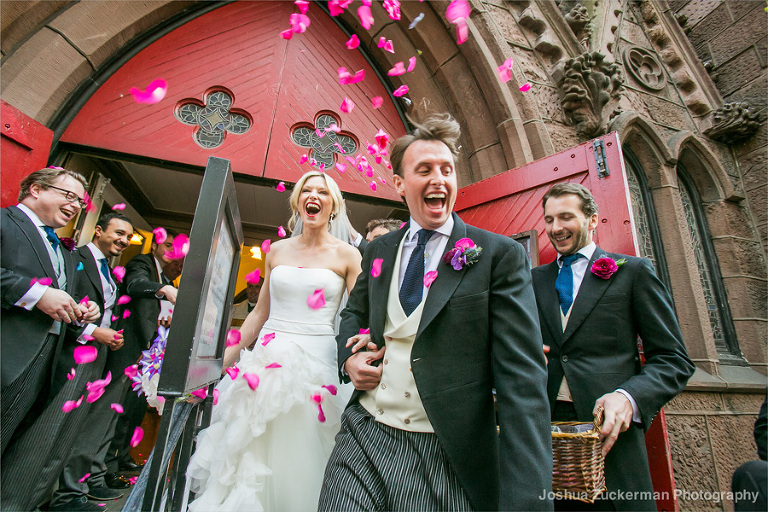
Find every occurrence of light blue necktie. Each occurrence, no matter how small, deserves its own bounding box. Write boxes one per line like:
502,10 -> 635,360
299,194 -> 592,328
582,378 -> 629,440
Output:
43,226 -> 60,252
399,229 -> 434,316
99,258 -> 113,285
555,253 -> 584,314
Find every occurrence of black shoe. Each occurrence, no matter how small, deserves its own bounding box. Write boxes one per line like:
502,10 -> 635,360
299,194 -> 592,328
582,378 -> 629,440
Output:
48,496 -> 105,511
104,472 -> 131,489
118,460 -> 142,471
86,485 -> 123,501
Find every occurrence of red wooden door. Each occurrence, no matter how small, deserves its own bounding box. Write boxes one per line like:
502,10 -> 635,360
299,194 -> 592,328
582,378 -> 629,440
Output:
455,132 -> 678,512
1,100 -> 54,207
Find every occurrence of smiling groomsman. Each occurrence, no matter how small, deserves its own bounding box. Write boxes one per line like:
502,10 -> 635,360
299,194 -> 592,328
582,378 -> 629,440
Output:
531,183 -> 695,511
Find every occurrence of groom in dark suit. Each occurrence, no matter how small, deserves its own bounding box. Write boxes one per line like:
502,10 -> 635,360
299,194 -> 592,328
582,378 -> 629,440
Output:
319,114 -> 552,511
531,183 -> 694,511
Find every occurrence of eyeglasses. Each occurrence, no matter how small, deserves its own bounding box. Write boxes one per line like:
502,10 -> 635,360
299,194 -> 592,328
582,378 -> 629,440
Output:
46,185 -> 87,208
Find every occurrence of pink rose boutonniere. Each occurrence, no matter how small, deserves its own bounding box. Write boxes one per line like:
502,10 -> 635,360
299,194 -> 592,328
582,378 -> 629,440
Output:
590,256 -> 627,279
442,237 -> 482,271
59,237 -> 76,251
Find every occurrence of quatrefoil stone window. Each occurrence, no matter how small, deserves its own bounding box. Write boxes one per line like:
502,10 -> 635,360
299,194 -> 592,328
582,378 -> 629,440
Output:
175,87 -> 252,149
290,111 -> 358,169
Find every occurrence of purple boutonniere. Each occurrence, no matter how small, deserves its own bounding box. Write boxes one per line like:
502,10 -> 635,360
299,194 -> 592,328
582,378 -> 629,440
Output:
59,237 -> 76,251
590,256 -> 627,279
442,237 -> 482,271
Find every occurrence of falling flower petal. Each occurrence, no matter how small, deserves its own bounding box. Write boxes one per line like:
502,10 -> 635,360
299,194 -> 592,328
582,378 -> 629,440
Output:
30,277 -> 53,286
289,13 -> 311,33
130,427 -> 144,448
383,0 -> 401,20
276,181 -> 286,192
393,85 -> 409,97
117,295 -> 131,305
76,262 -> 84,271
122,309 -> 131,319
244,373 -> 260,390
153,227 -> 167,244
227,329 -> 242,347
62,396 -> 84,413
371,96 -> 383,109
323,384 -> 338,395
340,97 -> 355,113
265,362 -> 282,369
317,404 -> 326,422
409,12 -> 425,29
335,162 -> 347,173
113,266 -> 126,283
407,56 -> 417,72
328,0 -> 350,16
388,62 -> 406,76
212,388 -> 219,405
300,154 -> 309,164
166,233 -> 189,260
111,314 -> 118,322
74,345 -> 98,365
497,57 -> 514,83
82,334 -> 95,342
84,192 -> 94,212
369,181 -> 377,191
371,258 -> 383,278
277,226 -> 287,238
112,203 -> 126,211
78,295 -> 90,306
359,328 -> 370,334
519,82 -> 532,92
424,270 -> 438,288
261,332 -> 276,346
280,28 -> 293,40
375,129 -> 389,149
67,368 -> 76,381
446,0 -> 470,44
128,476 -> 138,485
307,289 -> 326,310
246,269 -> 261,285
78,473 -> 91,483
129,79 -> 167,104
191,387 -> 207,400
311,393 -> 322,404
338,67 -> 365,85
346,34 -> 360,49
226,367 -> 240,380
294,0 -> 309,14
124,364 -> 138,378
111,403 -> 124,413
384,40 -> 395,53
358,5 -> 374,29
261,239 -> 271,254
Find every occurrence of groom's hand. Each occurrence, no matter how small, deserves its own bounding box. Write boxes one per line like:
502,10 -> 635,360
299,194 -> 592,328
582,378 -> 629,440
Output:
344,345 -> 385,391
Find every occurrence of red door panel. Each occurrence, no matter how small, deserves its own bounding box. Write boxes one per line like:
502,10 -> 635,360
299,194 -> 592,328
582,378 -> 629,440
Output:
456,131 -> 678,512
1,100 -> 54,207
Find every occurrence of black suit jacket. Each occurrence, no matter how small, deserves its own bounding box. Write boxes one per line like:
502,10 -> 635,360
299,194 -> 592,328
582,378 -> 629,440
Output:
337,213 -> 552,511
108,253 -> 163,376
531,248 -> 694,511
1,206 -> 78,389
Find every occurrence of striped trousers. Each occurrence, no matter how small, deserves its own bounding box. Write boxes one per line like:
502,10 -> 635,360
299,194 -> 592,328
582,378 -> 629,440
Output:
318,402 -> 473,511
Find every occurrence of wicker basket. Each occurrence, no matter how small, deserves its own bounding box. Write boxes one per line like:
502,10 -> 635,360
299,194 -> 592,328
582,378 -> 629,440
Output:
551,407 -> 606,503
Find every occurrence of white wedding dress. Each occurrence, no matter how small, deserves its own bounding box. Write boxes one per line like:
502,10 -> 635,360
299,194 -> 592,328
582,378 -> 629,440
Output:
187,266 -> 352,511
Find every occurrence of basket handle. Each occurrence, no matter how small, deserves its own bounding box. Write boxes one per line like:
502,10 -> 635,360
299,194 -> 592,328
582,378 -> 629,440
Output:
593,406 -> 604,432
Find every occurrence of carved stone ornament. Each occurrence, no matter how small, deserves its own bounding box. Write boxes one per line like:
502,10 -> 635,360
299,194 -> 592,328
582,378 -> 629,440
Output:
564,4 -> 592,44
558,52 -> 623,139
623,46 -> 666,91
704,102 -> 762,144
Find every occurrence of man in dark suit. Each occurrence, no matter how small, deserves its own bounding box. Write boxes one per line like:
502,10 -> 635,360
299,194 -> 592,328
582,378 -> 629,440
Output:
531,183 -> 695,511
319,114 -> 552,511
46,212 -> 134,511
0,167 -> 102,510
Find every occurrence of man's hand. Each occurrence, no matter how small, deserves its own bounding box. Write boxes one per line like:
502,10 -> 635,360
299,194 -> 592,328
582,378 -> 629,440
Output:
159,285 -> 177,304
346,333 -> 374,353
36,288 -> 81,323
594,391 -> 633,456
80,300 -> 101,323
157,316 -> 172,329
92,327 -> 124,351
344,345 -> 385,391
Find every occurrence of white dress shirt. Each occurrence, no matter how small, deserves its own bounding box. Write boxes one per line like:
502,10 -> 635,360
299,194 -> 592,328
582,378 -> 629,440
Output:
398,216 -> 453,303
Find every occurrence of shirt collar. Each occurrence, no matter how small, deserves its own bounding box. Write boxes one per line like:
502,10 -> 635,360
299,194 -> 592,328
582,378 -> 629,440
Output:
406,215 -> 454,242
16,203 -> 47,228
86,242 -> 107,261
557,242 -> 596,267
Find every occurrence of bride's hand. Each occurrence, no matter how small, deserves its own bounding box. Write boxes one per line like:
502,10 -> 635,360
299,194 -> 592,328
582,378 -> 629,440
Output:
346,333 -> 374,353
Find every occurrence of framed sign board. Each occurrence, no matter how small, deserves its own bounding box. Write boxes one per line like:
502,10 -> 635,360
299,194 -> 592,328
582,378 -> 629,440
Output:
157,156 -> 243,395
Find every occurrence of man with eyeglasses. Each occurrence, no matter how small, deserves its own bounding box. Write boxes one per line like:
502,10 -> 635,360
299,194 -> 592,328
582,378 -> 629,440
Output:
1,167 -> 102,502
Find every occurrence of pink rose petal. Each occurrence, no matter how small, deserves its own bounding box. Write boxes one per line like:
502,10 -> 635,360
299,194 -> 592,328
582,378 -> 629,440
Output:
277,226 -> 287,238
300,154 -> 309,164
129,79 -> 167,104
340,97 -> 355,113
276,181 -> 286,192
82,334 -> 95,342
117,295 -> 131,305
424,270 -> 438,288
62,396 -> 83,413
66,368 -> 76,381
384,40 -> 394,53
113,266 -> 125,283
122,309 -> 131,319
359,328 -> 370,334
261,239 -> 271,254
519,82 -> 532,92
153,227 -> 167,245
124,365 -> 138,378
111,203 -> 126,211
226,329 -> 241,347
322,384 -> 338,395
191,387 -> 207,400
212,388 -> 219,405
358,5 -> 374,29
111,403 -> 124,414
166,233 -> 189,260
78,473 -> 91,483
30,277 -> 53,287
294,0 -> 309,14
307,289 -> 326,310
74,345 -> 98,365
375,129 -> 389,149
246,269 -> 261,285
384,0 -> 401,20
289,13 -> 311,33
446,0 -> 471,44
407,56 -> 417,72
280,28 -> 293,40
311,393 -> 322,404
128,476 -> 138,485
335,162 -> 347,173
111,314 -> 118,322
265,362 -> 282,369
130,426 -> 143,448
369,181 -> 377,191
243,373 -> 260,391
371,258 -> 383,278
346,34 -> 360,49
317,404 -> 326,422
226,367 -> 240,380
261,332 -> 276,346
371,96 -> 383,109
393,85 -> 409,97
388,62 -> 406,76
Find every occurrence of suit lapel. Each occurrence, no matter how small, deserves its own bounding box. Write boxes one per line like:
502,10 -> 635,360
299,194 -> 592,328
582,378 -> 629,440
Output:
418,213 -> 467,339
536,261 -> 564,344
561,248 -> 613,344
370,227 -> 407,342
9,206 -> 59,284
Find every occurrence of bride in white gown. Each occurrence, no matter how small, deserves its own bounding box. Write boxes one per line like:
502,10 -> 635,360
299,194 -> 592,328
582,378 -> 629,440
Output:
187,171 -> 362,511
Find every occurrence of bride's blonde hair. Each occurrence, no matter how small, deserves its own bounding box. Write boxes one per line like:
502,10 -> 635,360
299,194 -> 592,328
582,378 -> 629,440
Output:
287,171 -> 344,233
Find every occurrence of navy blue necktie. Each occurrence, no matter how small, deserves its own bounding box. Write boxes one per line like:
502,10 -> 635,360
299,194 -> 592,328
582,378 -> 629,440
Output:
399,229 -> 434,316
555,253 -> 584,314
99,258 -> 113,284
43,226 -> 60,252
